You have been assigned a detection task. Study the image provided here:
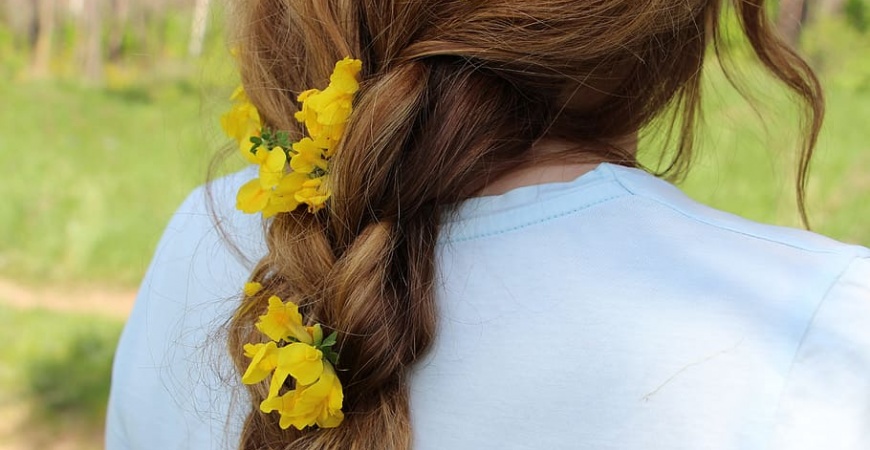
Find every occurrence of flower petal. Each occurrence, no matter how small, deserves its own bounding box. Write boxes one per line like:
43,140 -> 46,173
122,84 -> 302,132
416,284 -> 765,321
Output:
236,179 -> 270,214
244,282 -> 263,297
278,343 -> 324,386
295,177 -> 331,213
255,296 -> 312,343
241,341 -> 278,385
259,148 -> 287,189
290,138 -> 328,174
329,58 -> 362,94
221,86 -> 262,160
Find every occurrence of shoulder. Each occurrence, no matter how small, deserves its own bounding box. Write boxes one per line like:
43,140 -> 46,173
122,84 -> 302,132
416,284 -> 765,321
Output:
768,256 -> 870,449
106,167 -> 260,450
131,166 -> 266,318
606,164 -> 870,448
603,163 -> 870,336
605,163 -> 869,259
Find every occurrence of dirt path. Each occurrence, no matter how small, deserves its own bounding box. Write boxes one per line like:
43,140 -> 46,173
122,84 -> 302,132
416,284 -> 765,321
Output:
0,278 -> 136,319
0,403 -> 103,450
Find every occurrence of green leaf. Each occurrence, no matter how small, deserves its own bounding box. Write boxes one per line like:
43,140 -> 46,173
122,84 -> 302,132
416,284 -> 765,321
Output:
321,331 -> 338,349
324,349 -> 339,366
276,131 -> 290,148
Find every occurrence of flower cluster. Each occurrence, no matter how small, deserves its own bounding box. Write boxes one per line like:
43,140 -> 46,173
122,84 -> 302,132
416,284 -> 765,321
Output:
241,282 -> 344,430
221,57 -> 363,217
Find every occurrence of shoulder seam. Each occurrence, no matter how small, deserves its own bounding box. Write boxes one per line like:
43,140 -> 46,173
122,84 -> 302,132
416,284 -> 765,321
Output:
608,168 -> 865,257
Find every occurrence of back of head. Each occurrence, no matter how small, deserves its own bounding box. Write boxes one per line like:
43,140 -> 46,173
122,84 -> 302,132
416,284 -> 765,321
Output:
226,1 -> 822,448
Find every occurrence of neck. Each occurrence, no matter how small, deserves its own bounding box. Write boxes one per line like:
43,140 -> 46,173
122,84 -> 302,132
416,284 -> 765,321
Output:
475,135 -> 638,197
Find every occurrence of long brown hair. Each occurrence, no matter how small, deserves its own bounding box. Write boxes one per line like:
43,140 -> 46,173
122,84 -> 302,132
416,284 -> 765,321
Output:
225,1 -> 823,448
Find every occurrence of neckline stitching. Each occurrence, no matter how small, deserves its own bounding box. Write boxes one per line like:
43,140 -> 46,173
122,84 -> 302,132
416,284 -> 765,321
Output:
442,193 -> 628,244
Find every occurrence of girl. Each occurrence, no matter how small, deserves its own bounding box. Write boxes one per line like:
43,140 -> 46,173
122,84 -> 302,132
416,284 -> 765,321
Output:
107,1 -> 870,449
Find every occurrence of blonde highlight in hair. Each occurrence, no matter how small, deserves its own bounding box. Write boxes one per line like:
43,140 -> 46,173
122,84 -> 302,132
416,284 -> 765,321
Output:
224,1 -> 823,448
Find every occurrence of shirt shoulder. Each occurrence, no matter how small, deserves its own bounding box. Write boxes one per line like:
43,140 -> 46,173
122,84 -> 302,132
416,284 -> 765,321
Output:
609,164 -> 870,448
106,167 -> 260,450
606,163 -> 870,259
770,256 -> 870,449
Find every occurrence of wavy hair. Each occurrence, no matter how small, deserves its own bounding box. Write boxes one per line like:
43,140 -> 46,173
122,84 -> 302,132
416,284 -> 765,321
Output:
224,1 -> 823,448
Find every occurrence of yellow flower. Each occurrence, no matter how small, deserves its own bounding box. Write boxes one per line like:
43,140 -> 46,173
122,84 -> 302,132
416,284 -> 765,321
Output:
329,57 -> 363,94
241,341 -> 279,385
244,282 -> 263,297
221,86 -> 262,162
307,89 -> 354,127
255,296 -> 313,344
295,88 -> 347,151
261,171 -> 308,218
290,138 -> 329,174
235,145 -> 286,214
318,362 -> 345,428
267,343 -> 324,398
294,57 -> 362,154
258,147 -> 287,189
236,178 -> 271,214
295,177 -> 331,213
294,89 -> 323,141
260,361 -> 344,430
230,57 -> 360,218
298,92 -> 352,153
235,147 -> 296,216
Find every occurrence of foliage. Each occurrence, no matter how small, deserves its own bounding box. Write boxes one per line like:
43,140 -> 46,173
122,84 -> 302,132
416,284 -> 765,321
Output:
0,3 -> 228,82
802,16 -> 870,92
24,327 -> 119,421
846,0 -> 868,33
0,304 -> 123,425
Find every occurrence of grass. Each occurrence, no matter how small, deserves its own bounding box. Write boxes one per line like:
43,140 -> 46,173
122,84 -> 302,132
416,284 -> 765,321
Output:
0,65 -> 237,286
0,303 -> 122,427
0,4 -> 238,286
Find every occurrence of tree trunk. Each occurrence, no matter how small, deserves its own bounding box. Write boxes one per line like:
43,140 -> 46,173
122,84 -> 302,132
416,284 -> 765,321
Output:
777,0 -> 808,46
30,0 -> 55,78
188,0 -> 211,57
80,0 -> 105,84
1,0 -> 35,52
108,0 -> 131,61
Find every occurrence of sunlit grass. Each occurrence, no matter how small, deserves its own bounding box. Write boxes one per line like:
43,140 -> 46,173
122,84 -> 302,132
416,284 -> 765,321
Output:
0,77 -> 231,285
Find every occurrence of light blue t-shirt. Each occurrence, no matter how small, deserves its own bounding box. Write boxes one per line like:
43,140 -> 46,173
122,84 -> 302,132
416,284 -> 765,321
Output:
106,163 -> 870,449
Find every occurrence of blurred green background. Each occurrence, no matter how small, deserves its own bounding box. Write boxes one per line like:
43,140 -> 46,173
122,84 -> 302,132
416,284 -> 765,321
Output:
1,1 -> 869,449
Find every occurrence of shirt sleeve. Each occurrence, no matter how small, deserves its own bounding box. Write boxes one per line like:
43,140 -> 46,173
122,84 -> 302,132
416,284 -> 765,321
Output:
105,173 -> 262,450
771,255 -> 870,450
